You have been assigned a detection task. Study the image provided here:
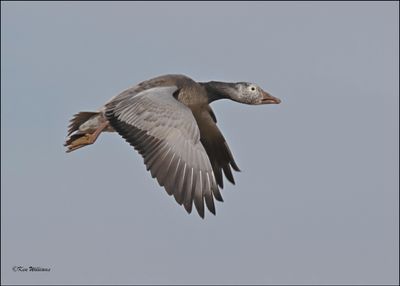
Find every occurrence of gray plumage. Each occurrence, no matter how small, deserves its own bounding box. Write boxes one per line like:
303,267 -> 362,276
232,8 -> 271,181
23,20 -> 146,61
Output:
65,74 -> 281,218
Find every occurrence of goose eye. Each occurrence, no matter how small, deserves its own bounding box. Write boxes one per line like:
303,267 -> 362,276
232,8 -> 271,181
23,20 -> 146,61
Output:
251,87 -> 256,91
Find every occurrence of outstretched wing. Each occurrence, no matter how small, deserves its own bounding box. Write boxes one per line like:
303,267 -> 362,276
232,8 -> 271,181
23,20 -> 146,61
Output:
193,107 -> 240,189
105,86 -> 222,218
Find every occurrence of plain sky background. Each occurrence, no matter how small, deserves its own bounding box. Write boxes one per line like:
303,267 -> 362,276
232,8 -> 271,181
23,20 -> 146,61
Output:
1,2 -> 399,285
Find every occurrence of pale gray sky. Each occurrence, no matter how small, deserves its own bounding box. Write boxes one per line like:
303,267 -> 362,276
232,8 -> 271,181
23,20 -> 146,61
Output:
1,2 -> 399,285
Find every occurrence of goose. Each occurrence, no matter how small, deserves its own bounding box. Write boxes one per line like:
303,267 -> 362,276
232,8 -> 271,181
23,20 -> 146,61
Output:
65,74 -> 280,218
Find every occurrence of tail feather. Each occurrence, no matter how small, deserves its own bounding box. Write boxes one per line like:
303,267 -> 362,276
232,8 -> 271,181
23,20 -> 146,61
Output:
67,111 -> 99,136
65,111 -> 101,153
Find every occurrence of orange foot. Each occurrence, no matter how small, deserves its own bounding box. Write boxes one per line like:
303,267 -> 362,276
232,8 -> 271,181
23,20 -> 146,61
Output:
65,134 -> 94,153
65,121 -> 109,153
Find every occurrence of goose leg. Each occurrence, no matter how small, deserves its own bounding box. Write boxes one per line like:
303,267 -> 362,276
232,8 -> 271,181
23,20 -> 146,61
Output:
66,121 -> 109,153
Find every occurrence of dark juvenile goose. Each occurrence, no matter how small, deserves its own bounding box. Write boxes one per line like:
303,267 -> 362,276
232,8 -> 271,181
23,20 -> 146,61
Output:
65,74 -> 280,218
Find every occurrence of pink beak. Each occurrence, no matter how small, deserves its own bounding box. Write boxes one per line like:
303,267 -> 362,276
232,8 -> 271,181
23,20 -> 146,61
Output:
261,90 -> 281,104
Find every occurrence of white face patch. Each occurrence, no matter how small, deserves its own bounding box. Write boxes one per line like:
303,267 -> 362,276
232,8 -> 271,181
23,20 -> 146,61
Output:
237,83 -> 261,104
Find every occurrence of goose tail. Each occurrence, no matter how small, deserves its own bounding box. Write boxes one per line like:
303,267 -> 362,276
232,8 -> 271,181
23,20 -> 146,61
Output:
64,111 -> 111,153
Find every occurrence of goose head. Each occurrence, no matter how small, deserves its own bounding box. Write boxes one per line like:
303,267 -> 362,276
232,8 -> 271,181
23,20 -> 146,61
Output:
233,82 -> 281,105
201,81 -> 281,105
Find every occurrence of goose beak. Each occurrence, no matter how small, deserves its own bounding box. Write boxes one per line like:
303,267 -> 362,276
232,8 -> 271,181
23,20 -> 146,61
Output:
261,91 -> 281,104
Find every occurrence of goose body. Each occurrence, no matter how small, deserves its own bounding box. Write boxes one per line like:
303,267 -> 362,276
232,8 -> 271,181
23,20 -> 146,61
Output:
65,74 -> 280,218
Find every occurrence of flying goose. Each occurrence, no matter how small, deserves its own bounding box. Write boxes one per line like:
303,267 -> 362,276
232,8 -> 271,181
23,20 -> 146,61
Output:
65,74 -> 280,218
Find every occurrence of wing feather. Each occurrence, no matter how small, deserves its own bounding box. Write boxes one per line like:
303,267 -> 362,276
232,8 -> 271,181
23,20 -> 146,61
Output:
105,85 -> 227,218
192,107 -> 240,189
